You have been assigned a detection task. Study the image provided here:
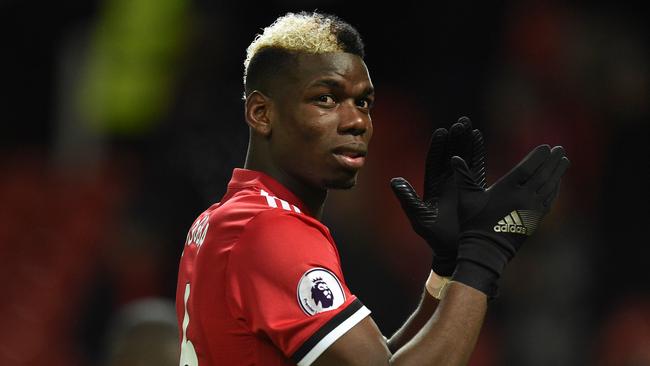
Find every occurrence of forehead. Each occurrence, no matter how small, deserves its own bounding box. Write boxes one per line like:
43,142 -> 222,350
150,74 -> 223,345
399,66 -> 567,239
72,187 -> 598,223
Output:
292,53 -> 372,89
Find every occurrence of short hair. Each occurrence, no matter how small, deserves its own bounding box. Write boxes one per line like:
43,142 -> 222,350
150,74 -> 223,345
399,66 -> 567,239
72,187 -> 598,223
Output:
243,12 -> 365,99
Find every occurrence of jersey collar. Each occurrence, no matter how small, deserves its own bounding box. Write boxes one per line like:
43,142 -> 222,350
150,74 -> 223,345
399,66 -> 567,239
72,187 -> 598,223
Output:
228,168 -> 311,216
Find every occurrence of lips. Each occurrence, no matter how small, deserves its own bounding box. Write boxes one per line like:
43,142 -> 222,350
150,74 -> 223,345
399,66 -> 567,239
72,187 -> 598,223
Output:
332,144 -> 367,170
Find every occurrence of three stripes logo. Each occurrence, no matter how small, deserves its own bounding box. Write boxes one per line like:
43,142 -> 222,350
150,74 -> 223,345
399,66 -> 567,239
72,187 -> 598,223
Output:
493,210 -> 542,236
260,189 -> 302,214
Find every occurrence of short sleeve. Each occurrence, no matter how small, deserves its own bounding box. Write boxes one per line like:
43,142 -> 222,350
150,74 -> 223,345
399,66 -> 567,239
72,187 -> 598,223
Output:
225,210 -> 370,365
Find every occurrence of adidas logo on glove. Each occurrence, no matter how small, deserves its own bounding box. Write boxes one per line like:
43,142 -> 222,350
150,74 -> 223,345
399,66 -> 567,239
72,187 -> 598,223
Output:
493,210 -> 542,236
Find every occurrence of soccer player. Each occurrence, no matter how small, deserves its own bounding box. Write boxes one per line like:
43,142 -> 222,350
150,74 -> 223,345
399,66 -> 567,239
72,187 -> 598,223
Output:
175,12 -> 570,366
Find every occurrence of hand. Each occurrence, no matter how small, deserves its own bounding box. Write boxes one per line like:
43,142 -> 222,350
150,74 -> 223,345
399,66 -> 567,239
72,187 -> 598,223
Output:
451,145 -> 570,297
391,117 -> 487,276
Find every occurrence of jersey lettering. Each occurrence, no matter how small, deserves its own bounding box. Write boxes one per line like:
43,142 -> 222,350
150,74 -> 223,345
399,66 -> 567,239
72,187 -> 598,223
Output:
186,214 -> 210,247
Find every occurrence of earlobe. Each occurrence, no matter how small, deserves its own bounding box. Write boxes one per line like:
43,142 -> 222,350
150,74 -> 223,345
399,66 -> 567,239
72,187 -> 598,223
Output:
245,91 -> 273,137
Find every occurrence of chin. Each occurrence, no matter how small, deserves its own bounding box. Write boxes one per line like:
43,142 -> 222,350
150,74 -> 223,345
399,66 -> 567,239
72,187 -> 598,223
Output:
323,173 -> 358,190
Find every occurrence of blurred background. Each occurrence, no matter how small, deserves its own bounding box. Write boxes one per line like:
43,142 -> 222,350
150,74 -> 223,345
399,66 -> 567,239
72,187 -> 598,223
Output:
1,0 -> 648,365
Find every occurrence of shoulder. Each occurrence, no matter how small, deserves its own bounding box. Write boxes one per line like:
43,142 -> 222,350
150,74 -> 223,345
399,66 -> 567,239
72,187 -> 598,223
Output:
243,208 -> 327,240
235,209 -> 333,267
228,205 -> 337,276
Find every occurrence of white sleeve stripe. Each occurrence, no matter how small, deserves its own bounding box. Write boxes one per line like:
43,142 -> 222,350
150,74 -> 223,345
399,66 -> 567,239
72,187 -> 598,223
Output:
260,190 -> 277,208
296,305 -> 371,366
264,195 -> 278,208
260,189 -> 302,213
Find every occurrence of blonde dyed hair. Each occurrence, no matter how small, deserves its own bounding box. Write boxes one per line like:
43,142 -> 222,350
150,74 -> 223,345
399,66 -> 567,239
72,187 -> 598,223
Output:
243,12 -> 364,97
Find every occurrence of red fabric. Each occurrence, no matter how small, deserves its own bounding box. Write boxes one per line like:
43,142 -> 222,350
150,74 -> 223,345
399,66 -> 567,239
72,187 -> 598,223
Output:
176,169 -> 359,365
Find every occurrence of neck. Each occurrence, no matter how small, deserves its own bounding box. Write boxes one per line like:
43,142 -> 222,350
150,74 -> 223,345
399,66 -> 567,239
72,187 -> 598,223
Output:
245,152 -> 327,220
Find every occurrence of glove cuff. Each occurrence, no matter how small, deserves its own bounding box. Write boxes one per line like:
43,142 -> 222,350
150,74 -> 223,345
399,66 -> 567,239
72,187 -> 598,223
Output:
452,259 -> 499,299
431,256 -> 457,277
457,231 -> 512,275
452,231 -> 512,299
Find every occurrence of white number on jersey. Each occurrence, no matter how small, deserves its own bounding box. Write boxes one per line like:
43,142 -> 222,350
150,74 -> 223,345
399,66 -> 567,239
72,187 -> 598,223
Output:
179,283 -> 198,366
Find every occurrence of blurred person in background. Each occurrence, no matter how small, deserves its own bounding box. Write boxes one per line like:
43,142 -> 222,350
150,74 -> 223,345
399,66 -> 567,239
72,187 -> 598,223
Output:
175,11 -> 569,366
103,298 -> 179,366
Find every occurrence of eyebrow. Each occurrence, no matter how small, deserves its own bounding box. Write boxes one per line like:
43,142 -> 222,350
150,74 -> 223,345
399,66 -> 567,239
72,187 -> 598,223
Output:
308,78 -> 375,97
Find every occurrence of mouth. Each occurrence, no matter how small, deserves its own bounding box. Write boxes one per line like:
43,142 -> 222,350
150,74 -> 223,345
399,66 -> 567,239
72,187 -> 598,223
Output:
332,145 -> 367,170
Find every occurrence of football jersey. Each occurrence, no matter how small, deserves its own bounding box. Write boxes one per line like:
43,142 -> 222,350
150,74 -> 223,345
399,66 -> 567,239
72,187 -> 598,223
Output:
175,168 -> 371,366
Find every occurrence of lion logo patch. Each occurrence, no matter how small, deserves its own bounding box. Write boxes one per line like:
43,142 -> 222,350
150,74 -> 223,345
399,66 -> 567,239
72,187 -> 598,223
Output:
297,268 -> 345,316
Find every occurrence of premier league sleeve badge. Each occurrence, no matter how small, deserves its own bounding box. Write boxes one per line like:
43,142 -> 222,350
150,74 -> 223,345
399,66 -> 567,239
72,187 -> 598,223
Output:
297,268 -> 346,316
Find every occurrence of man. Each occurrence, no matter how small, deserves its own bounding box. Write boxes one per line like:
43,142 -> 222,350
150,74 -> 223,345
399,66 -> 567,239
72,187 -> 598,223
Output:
175,11 -> 569,366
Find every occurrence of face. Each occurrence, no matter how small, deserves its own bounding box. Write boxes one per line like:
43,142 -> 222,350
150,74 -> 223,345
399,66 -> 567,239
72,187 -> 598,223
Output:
269,52 -> 374,190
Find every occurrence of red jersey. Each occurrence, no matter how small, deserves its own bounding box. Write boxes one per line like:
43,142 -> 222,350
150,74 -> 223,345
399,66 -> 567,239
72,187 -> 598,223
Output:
175,168 -> 371,366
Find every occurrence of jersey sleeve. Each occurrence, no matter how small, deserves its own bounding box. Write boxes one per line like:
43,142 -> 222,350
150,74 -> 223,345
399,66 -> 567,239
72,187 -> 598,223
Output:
225,209 -> 371,366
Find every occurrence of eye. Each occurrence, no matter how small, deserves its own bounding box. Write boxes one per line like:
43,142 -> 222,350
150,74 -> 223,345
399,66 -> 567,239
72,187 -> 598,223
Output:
315,95 -> 336,106
356,98 -> 373,110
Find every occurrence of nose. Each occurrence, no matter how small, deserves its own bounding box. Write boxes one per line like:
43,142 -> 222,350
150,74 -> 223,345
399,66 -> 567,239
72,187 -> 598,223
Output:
337,102 -> 370,137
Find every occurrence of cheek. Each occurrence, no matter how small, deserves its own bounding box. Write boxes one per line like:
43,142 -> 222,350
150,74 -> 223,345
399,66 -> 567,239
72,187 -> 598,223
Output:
289,108 -> 337,144
272,103 -> 342,170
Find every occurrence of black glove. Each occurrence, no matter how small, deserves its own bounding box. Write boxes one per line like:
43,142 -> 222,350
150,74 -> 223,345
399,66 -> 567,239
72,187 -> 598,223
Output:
390,117 -> 487,276
451,145 -> 570,298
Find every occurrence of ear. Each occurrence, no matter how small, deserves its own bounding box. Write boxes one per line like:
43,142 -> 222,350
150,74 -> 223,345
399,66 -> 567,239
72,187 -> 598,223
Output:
245,91 -> 273,137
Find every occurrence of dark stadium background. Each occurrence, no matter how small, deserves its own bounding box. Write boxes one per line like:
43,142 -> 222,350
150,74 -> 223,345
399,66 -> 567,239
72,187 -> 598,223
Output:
1,1 -> 648,365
